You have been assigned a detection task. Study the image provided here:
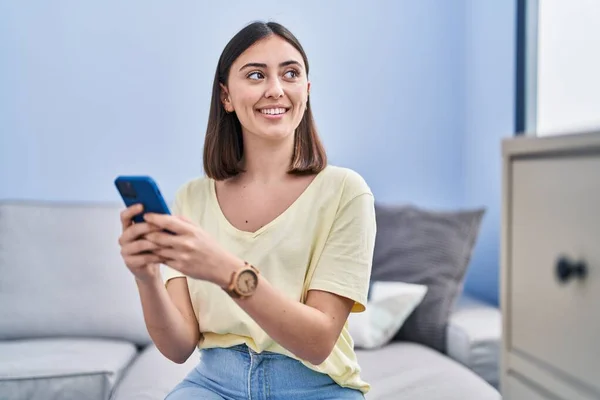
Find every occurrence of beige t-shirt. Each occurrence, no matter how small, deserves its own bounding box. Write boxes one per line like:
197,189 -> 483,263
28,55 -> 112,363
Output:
162,165 -> 376,393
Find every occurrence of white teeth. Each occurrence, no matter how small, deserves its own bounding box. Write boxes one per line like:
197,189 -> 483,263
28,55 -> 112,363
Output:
260,108 -> 286,115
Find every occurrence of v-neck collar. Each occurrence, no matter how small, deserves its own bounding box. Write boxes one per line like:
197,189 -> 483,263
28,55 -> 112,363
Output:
209,166 -> 329,239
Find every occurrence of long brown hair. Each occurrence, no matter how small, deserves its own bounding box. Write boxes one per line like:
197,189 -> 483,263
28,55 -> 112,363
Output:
203,21 -> 327,180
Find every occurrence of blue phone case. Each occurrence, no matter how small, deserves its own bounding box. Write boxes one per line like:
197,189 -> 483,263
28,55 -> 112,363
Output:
114,175 -> 171,224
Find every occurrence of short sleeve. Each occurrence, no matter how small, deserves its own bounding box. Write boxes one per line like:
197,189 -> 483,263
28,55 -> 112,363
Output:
308,192 -> 376,313
161,184 -> 187,285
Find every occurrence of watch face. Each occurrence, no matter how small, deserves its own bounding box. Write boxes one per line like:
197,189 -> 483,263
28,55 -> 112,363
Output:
236,270 -> 258,295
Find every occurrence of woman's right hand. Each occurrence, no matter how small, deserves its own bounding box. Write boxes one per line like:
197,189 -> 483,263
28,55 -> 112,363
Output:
118,204 -> 165,283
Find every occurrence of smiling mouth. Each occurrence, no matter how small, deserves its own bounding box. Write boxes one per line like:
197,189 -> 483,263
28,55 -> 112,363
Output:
258,107 -> 289,116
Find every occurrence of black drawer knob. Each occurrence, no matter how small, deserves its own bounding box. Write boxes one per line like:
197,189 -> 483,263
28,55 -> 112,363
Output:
556,257 -> 587,283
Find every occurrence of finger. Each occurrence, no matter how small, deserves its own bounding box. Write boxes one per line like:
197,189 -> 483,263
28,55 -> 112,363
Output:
153,247 -> 180,261
144,213 -> 190,235
121,239 -> 161,257
125,253 -> 164,268
144,231 -> 180,247
120,222 -> 163,245
121,223 -> 160,245
177,215 -> 194,225
120,204 -> 143,231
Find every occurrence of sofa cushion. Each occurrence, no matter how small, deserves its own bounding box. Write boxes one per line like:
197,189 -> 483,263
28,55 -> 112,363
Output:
356,342 -> 500,399
111,344 -> 199,400
0,201 -> 151,346
348,281 -> 427,349
371,204 -> 484,352
0,338 -> 137,400
446,294 -> 501,388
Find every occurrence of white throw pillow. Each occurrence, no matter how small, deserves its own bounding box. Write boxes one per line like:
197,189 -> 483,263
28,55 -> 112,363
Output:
348,281 -> 428,349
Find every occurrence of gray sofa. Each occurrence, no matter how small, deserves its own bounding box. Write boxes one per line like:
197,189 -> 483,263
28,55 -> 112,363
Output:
0,201 -> 501,399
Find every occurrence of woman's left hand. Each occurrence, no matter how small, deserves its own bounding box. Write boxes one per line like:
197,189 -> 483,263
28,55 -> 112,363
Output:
142,213 -> 238,286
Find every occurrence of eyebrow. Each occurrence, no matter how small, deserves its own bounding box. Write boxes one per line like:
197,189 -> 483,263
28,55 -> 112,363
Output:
239,60 -> 302,71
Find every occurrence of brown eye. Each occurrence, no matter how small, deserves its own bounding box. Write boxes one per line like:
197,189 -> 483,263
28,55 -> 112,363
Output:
284,70 -> 299,79
247,71 -> 264,80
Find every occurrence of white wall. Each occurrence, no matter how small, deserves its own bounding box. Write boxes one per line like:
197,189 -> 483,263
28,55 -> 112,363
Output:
537,0 -> 600,136
462,0 -> 516,306
0,1 -> 466,208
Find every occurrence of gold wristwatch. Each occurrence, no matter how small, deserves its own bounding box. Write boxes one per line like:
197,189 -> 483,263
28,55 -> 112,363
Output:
224,261 -> 260,298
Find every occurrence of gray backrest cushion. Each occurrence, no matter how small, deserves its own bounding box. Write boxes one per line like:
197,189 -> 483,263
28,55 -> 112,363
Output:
371,204 -> 485,353
0,201 -> 151,346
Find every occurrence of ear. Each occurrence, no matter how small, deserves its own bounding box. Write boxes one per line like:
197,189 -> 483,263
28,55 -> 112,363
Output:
220,83 -> 232,112
307,81 -> 311,97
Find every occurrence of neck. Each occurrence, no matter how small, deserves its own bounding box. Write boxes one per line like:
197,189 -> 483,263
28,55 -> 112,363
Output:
239,133 -> 295,183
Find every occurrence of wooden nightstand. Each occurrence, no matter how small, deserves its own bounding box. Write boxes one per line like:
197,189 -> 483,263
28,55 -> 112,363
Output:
501,131 -> 600,400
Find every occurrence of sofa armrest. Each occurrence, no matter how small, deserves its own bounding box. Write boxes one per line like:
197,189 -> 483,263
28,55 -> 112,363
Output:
445,293 -> 501,389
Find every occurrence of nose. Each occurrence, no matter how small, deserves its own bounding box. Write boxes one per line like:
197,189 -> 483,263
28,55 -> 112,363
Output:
264,77 -> 284,99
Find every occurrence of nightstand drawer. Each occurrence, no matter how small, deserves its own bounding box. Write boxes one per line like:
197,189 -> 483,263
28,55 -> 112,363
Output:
504,373 -> 553,400
508,154 -> 600,393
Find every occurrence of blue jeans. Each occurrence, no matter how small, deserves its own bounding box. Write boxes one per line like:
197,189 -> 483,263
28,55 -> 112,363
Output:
165,344 -> 365,400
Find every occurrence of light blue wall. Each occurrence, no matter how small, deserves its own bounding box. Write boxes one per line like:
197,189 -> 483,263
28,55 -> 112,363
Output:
0,1 -> 465,208
462,1 -> 516,305
0,1 -> 515,305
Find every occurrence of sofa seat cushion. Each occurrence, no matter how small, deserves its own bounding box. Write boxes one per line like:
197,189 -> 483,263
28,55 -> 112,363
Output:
356,342 -> 500,400
111,344 -> 199,400
0,338 -> 137,400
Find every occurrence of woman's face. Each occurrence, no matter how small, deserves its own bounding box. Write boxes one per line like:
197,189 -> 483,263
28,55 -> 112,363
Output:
223,35 -> 310,142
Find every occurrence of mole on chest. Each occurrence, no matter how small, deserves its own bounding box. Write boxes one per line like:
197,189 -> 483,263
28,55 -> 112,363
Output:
227,205 -> 283,232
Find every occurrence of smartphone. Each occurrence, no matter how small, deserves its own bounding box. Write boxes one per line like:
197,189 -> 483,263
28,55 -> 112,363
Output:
114,175 -> 171,224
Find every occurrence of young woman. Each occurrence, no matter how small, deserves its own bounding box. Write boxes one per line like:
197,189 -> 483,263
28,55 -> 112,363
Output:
118,21 -> 376,400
